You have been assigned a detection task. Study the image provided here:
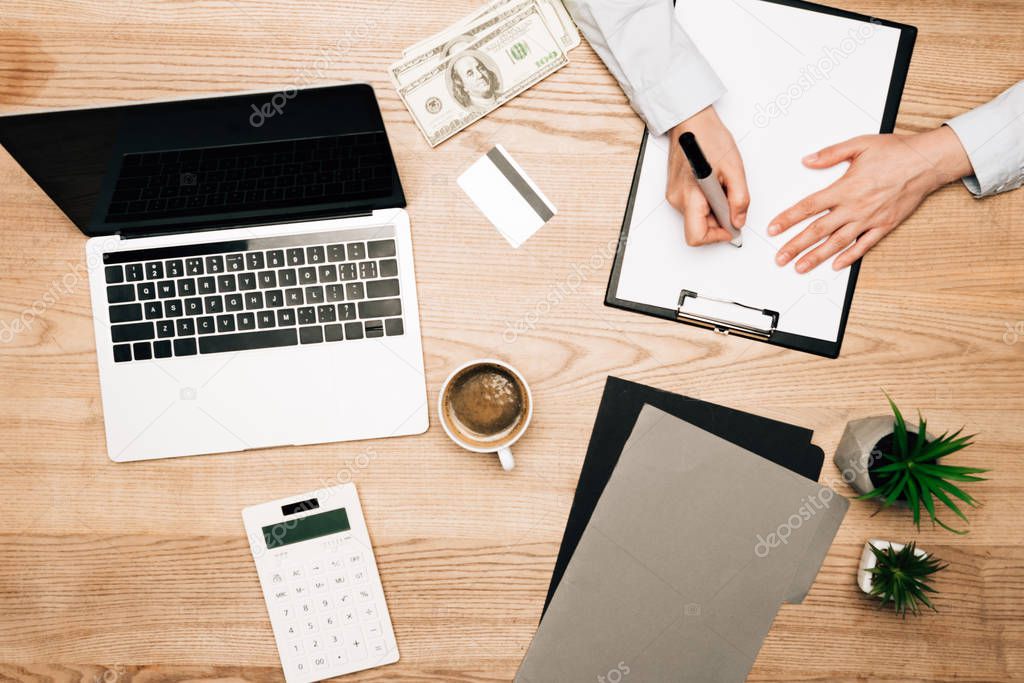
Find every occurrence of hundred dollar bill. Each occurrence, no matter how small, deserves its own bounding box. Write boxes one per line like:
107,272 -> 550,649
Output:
483,0 -> 579,51
390,0 -> 535,88
395,2 -> 568,147
403,0 -> 579,57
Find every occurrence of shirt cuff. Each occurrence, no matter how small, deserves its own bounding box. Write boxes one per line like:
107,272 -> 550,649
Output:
946,95 -> 1024,197
629,51 -> 725,136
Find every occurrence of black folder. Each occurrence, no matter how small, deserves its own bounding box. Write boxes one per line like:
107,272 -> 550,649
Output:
543,376 -> 825,611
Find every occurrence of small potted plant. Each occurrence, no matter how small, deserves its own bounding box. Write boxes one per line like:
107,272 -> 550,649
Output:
834,393 -> 986,533
858,539 -> 946,617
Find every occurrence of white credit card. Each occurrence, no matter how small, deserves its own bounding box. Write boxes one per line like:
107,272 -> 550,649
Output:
457,144 -> 557,248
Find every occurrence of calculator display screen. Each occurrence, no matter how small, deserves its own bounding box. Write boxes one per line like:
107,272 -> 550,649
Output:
262,508 -> 350,549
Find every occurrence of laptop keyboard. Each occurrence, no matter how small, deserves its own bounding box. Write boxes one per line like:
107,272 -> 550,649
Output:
106,133 -> 394,223
101,227 -> 404,363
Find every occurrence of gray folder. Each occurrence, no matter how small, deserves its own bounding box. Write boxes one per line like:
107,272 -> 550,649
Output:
516,405 -> 848,683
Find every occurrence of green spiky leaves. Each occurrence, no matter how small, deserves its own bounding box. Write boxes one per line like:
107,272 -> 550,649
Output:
857,394 -> 986,534
867,541 -> 946,617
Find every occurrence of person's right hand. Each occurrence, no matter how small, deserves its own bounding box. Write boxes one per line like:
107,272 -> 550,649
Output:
666,106 -> 750,246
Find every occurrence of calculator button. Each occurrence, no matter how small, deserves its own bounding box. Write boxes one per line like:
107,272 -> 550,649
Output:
347,551 -> 364,565
326,631 -> 343,647
356,588 -> 372,602
316,595 -> 334,612
270,587 -> 290,602
287,566 -> 304,580
337,592 -> 353,605
361,603 -> 378,620
331,650 -> 348,665
292,582 -> 310,598
287,658 -> 310,676
309,560 -> 324,575
302,618 -> 318,634
283,621 -> 301,640
312,578 -> 329,593
342,609 -> 357,625
330,573 -> 347,589
278,605 -> 294,620
365,621 -> 383,638
298,599 -> 315,616
329,557 -> 344,570
312,654 -> 329,669
368,639 -> 387,659
304,636 -> 323,652
345,631 -> 367,660
320,613 -> 339,631
351,567 -> 368,583
270,572 -> 285,585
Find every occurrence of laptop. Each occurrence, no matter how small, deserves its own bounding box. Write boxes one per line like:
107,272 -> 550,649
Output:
0,83 -> 429,461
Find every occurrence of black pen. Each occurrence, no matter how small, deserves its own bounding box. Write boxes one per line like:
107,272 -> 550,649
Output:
678,132 -> 743,247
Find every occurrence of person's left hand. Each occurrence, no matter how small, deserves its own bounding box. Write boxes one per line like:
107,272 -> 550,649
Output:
769,126 -> 973,273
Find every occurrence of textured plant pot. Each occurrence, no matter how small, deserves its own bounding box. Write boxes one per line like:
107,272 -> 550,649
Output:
857,539 -> 929,595
833,415 -> 934,496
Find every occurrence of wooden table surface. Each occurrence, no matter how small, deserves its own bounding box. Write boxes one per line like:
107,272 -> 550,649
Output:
1,1 -> 1022,681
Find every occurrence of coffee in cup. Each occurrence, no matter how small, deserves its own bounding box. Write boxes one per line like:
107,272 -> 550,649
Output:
438,359 -> 532,470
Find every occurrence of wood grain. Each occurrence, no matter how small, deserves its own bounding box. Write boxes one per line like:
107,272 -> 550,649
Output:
1,0 -> 1022,680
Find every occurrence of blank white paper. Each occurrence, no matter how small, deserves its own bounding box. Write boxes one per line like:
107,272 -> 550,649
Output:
614,0 -> 903,342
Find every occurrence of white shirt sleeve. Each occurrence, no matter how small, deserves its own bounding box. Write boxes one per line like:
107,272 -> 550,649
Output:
945,80 -> 1024,197
563,0 -> 725,135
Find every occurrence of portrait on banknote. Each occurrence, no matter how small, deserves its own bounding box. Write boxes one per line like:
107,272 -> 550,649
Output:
446,50 -> 502,110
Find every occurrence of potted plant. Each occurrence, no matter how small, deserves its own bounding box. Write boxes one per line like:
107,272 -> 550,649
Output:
834,393 -> 986,533
858,539 -> 946,617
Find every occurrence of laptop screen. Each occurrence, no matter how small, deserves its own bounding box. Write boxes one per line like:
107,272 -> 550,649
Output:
0,83 -> 404,237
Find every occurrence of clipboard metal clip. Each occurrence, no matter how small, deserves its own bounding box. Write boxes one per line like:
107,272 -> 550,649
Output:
676,289 -> 779,341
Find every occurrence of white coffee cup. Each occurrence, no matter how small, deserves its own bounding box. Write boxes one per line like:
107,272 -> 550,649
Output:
438,359 -> 533,471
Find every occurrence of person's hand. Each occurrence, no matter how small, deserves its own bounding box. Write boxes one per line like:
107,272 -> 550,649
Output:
667,106 -> 750,246
770,126 -> 973,273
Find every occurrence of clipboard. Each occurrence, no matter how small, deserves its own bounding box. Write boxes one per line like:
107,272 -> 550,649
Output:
605,0 -> 917,358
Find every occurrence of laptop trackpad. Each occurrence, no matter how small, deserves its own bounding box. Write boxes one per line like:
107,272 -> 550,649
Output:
102,340 -> 426,461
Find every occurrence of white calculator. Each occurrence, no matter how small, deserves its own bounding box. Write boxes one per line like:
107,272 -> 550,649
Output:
243,483 -> 399,681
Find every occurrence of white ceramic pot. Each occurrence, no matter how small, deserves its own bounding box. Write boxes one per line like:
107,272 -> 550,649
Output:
857,539 -> 929,595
